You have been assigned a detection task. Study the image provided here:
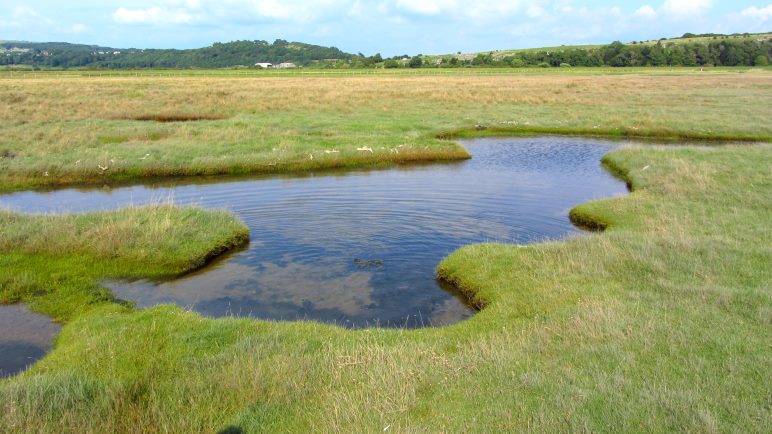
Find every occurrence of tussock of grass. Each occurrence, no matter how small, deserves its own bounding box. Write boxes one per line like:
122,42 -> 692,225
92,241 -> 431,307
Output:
2,144 -> 770,432
0,205 -> 249,321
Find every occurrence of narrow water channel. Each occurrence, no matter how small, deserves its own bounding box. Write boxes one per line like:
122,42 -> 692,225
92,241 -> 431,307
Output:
0,137 -> 628,340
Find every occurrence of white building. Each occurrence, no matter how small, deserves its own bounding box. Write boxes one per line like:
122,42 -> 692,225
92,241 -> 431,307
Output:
255,62 -> 273,68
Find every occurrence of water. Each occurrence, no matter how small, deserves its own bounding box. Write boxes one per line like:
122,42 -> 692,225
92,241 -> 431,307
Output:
0,137 -> 628,329
0,305 -> 61,378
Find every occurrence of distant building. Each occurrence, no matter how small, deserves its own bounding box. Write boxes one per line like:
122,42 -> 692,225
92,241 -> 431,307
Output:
276,62 -> 297,68
255,62 -> 273,68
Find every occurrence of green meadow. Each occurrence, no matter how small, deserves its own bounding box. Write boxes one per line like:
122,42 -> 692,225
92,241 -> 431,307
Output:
0,69 -> 770,432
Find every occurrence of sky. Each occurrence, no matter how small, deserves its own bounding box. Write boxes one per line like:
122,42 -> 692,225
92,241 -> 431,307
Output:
1,1 -> 771,56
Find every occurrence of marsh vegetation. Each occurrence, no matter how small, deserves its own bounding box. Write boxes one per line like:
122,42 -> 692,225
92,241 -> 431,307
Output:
1,71 -> 770,192
0,69 -> 770,432
3,137 -> 627,328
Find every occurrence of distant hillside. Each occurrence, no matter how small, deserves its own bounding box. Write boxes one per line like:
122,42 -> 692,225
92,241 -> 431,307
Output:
2,32 -> 770,70
0,40 -> 354,69
419,32 -> 771,68
434,32 -> 772,61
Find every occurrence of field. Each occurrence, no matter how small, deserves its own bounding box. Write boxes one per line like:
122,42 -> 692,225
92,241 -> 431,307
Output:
1,68 -> 770,192
1,69 -> 771,432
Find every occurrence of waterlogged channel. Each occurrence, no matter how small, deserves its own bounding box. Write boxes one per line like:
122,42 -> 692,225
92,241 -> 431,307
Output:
0,137 -> 628,339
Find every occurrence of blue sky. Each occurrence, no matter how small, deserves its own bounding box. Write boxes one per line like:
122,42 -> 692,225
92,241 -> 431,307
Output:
1,1 -> 770,56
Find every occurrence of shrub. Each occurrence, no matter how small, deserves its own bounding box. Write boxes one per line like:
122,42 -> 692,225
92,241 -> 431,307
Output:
755,55 -> 769,66
510,58 -> 525,67
538,62 -> 551,68
560,63 -> 572,68
408,56 -> 423,68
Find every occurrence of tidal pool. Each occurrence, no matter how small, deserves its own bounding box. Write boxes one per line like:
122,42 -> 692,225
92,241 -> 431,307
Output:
0,137 -> 628,329
0,305 -> 61,378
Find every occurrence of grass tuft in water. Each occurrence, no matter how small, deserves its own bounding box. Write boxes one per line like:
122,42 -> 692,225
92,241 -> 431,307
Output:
0,204 -> 249,321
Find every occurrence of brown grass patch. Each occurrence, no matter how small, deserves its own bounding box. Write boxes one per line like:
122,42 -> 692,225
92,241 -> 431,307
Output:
128,113 -> 229,122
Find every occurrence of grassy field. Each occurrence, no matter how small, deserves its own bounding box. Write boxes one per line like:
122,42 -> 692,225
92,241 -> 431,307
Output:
1,69 -> 771,192
0,70 -> 771,432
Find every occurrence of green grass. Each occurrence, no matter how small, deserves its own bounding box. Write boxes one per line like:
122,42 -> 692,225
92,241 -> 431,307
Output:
0,70 -> 770,192
1,71 -> 771,431
0,205 -> 249,321
1,144 -> 770,432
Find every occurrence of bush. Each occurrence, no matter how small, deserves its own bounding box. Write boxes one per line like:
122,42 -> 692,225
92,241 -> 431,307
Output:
384,59 -> 400,69
408,56 -> 423,68
538,62 -> 550,68
755,55 -> 769,66
560,63 -> 572,68
510,58 -> 525,67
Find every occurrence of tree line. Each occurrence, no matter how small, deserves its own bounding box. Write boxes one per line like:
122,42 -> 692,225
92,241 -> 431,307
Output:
2,37 -> 769,70
0,40 -> 352,69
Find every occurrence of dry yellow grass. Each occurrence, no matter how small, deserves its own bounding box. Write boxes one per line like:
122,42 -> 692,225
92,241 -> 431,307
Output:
2,74 -> 770,121
1,72 -> 770,191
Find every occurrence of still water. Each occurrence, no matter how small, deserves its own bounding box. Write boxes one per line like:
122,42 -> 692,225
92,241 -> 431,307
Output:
0,137 -> 628,331
0,305 -> 61,378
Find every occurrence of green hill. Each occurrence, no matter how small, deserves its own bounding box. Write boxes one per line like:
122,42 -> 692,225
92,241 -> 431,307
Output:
0,39 -> 353,69
429,32 -> 772,61
2,32 -> 770,70
418,32 -> 771,68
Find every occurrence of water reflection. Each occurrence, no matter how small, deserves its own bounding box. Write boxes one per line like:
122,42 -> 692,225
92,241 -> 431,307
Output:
0,137 -> 629,328
0,305 -> 61,378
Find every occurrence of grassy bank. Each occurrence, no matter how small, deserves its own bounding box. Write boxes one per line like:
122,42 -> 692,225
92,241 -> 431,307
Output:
0,205 -> 249,321
1,143 -> 770,432
1,70 -> 771,191
1,70 -> 770,431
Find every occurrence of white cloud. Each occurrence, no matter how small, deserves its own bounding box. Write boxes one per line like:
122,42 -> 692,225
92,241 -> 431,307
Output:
348,0 -> 365,17
526,5 -> 545,18
113,6 -> 197,25
395,0 -> 456,16
662,0 -> 711,18
391,0 -> 525,21
1,6 -> 90,36
463,1 -> 523,20
12,6 -> 38,19
112,0 -> 354,26
70,23 -> 87,33
740,4 -> 772,22
12,6 -> 54,24
250,0 -> 293,20
635,5 -> 657,19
